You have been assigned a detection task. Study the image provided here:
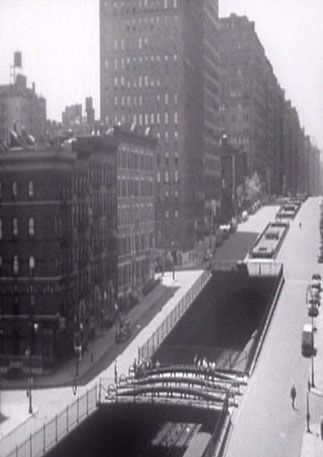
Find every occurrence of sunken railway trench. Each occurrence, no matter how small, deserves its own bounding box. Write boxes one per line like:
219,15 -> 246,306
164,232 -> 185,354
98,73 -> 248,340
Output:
46,266 -> 282,457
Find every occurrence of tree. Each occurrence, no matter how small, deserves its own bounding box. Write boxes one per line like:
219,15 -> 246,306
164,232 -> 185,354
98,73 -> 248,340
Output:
245,172 -> 263,203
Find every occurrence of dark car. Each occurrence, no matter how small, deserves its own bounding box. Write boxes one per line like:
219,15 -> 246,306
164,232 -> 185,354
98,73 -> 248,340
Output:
308,304 -> 319,317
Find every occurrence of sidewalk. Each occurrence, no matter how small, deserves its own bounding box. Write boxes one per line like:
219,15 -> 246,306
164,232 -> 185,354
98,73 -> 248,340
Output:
0,274 -> 180,390
301,288 -> 323,457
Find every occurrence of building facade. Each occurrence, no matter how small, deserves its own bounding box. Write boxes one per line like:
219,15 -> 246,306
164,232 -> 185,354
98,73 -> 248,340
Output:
0,74 -> 46,145
0,137 -> 118,373
100,0 -> 221,250
219,13 -> 319,198
113,125 -> 156,310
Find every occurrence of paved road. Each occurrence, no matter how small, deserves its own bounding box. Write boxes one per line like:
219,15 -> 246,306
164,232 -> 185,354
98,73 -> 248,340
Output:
225,197 -> 322,457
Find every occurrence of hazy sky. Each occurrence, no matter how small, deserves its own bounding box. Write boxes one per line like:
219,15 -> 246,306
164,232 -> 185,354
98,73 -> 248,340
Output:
0,0 -> 322,150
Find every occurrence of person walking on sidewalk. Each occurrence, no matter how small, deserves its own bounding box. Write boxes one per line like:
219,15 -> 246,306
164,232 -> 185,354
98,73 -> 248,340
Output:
290,384 -> 296,409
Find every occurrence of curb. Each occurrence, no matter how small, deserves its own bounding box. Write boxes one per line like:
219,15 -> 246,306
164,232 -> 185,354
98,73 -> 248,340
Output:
248,273 -> 285,376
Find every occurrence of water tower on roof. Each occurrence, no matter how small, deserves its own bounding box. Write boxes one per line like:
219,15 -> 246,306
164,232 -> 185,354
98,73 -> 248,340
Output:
11,51 -> 22,83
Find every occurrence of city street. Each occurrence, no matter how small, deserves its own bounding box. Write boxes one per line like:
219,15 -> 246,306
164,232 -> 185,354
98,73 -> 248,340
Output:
225,197 -> 323,457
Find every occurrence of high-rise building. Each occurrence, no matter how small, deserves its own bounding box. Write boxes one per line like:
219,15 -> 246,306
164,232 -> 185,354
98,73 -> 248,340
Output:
100,0 -> 221,250
219,14 -> 285,195
0,74 -> 46,145
62,104 -> 83,128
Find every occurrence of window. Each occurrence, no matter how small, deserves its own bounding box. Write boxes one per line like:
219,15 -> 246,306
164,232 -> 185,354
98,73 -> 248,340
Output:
165,93 -> 169,105
29,256 -> 35,272
28,217 -> 35,237
175,209 -> 179,218
174,112 -> 178,124
165,210 -> 169,219
165,171 -> 169,183
174,170 -> 178,182
13,255 -> 19,275
12,181 -> 17,199
12,218 -> 18,236
157,171 -> 161,183
164,113 -> 169,124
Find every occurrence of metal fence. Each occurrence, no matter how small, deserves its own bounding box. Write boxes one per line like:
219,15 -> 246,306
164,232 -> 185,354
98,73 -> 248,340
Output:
137,270 -> 211,363
3,385 -> 99,457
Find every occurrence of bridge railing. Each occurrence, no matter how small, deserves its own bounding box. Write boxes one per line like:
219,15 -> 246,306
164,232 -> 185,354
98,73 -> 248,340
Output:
137,270 -> 211,363
3,385 -> 99,457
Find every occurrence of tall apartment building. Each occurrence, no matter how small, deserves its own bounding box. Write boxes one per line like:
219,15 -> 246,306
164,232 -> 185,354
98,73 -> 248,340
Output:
219,14 -> 284,196
0,74 -> 46,144
100,0 -> 221,250
0,137 -> 118,373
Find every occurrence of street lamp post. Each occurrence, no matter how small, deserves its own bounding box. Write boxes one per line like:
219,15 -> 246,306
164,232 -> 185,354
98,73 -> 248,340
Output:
73,321 -> 83,395
306,390 -> 311,433
171,241 -> 176,280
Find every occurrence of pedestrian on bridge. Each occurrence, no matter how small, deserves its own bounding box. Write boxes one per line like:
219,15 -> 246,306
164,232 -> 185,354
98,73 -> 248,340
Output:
290,384 -> 297,409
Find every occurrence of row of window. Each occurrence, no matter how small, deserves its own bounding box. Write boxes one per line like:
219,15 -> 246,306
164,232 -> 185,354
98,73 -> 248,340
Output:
113,70 -> 176,90
0,217 -> 34,239
0,181 -> 34,200
110,1 -> 178,18
0,255 -> 35,275
156,170 -> 179,183
114,92 -> 178,107
117,178 -> 154,197
117,147 -> 154,170
111,54 -> 179,73
115,110 -> 178,128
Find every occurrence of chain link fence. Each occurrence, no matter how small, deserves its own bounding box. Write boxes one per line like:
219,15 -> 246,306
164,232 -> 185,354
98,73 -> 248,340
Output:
137,270 -> 211,363
3,385 -> 99,457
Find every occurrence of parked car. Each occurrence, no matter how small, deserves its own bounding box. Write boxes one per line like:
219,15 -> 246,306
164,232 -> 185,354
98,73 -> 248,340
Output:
311,274 -> 322,292
115,318 -> 132,343
308,304 -> 319,317
302,323 -> 314,357
241,211 -> 248,221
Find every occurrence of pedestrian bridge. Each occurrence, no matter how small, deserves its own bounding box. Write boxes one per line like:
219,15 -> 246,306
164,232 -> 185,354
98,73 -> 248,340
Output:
100,363 -> 247,413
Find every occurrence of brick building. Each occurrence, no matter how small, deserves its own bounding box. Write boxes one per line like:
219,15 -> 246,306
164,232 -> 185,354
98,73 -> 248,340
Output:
0,74 -> 46,145
100,0 -> 221,250
113,125 -> 157,309
0,136 -> 118,373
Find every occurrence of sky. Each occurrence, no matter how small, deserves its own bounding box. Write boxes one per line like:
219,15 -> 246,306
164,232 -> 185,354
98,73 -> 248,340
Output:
0,0 -> 322,150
